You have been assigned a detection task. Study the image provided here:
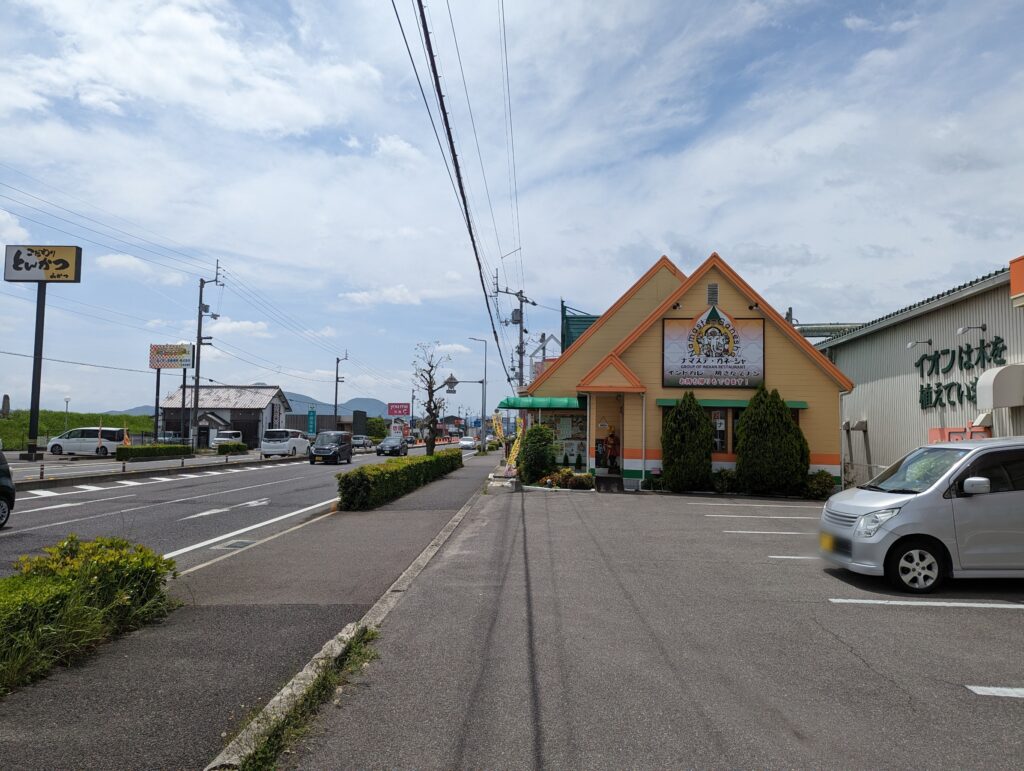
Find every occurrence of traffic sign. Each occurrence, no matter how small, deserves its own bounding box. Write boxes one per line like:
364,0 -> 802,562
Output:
307,409 -> 316,435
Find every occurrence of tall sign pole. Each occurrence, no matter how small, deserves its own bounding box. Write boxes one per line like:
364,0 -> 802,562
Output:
192,261 -> 221,450
4,245 -> 82,460
150,343 -> 195,443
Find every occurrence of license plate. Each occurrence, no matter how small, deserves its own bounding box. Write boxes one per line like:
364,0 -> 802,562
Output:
819,532 -> 835,552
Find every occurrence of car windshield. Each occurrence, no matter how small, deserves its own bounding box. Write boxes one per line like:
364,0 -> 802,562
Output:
862,447 -> 970,494
263,430 -> 289,441
382,437 -> 400,445
315,432 -> 344,446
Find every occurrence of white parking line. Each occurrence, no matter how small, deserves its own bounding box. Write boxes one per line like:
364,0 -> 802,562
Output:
829,599 -> 1024,609
724,530 -> 816,535
27,489 -> 61,497
707,514 -> 817,520
769,555 -> 819,560
966,686 -> 1024,698
75,484 -> 105,491
164,498 -> 336,558
686,501 -> 821,509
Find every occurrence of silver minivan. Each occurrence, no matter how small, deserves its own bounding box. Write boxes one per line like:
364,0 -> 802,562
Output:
820,437 -> 1024,593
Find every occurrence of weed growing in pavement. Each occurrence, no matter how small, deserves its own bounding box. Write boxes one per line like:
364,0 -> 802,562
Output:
240,627 -> 379,771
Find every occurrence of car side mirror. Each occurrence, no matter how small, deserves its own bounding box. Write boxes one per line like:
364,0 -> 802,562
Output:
962,477 -> 991,496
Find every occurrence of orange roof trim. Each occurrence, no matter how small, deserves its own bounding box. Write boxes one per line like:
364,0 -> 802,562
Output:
613,252 -> 855,392
577,353 -> 646,393
527,255 -> 685,394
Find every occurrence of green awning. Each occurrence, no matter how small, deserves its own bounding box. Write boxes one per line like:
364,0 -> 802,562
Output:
656,398 -> 809,409
497,396 -> 581,409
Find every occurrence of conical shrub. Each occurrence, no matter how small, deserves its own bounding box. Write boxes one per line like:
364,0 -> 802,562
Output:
735,385 -> 809,495
661,391 -> 713,492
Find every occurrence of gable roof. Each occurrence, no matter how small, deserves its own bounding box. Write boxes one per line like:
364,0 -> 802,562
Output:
613,252 -> 855,392
161,385 -> 290,411
527,255 -> 685,394
577,353 -> 645,392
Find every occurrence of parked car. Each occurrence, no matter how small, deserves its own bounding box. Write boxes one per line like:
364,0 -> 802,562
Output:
210,430 -> 244,448
351,435 -> 374,449
459,436 -> 479,450
377,436 -> 407,456
309,431 -> 353,465
819,438 -> 1024,593
260,428 -> 310,458
401,435 -> 417,447
0,449 -> 13,529
47,427 -> 126,457
156,431 -> 182,444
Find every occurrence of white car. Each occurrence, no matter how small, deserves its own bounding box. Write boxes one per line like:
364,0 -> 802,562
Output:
260,429 -> 310,458
210,430 -> 243,448
47,427 -> 126,457
459,436 -> 479,450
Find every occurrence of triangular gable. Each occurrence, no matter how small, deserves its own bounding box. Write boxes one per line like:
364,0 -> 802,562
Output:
528,255 -> 685,394
613,252 -> 855,392
578,354 -> 645,392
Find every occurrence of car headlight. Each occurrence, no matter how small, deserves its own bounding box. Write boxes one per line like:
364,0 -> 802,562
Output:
854,508 -> 901,538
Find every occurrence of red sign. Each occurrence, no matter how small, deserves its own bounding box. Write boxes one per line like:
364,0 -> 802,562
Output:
387,402 -> 411,417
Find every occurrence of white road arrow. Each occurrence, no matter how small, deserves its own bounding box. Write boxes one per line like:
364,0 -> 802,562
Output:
180,497 -> 271,520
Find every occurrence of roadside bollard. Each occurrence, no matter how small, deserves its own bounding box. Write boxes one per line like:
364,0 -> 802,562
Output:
225,454 -> 229,464
39,464 -> 44,480
181,457 -> 185,468
122,461 -> 126,473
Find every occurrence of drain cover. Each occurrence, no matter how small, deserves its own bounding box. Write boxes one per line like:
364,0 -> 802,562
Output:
212,539 -> 255,550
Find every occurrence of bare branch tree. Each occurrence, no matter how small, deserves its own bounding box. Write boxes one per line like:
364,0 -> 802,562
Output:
413,342 -> 451,456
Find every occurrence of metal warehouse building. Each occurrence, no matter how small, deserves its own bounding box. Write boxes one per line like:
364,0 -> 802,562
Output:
818,256 -> 1024,485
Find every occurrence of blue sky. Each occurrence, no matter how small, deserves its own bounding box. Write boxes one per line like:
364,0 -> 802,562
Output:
1,0 -> 1022,413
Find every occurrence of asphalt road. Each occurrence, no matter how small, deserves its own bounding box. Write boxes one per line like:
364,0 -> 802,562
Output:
0,451 -> 492,771
289,487 -> 1024,770
0,445 -> 462,575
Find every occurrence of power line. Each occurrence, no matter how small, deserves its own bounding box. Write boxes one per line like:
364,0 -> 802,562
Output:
0,349 -> 152,375
407,0 -> 513,387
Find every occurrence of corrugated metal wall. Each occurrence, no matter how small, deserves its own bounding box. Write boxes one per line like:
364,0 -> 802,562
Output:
827,283 -> 1024,484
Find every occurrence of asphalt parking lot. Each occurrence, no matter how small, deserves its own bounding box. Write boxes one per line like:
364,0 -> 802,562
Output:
289,488 -> 1024,769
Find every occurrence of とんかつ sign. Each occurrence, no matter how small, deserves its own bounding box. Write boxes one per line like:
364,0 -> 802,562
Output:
4,245 -> 82,283
149,343 -> 195,370
387,402 -> 411,417
663,306 -> 765,388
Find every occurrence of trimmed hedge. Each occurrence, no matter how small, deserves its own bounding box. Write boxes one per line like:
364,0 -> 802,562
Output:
1,535 -> 176,694
217,442 -> 249,455
337,449 -> 463,511
518,424 -> 556,484
115,444 -> 190,461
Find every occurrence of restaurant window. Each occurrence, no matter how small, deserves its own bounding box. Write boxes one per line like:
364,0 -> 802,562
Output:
705,408 -> 727,453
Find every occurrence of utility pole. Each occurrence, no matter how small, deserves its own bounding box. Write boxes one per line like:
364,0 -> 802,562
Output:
191,260 -> 221,451
410,388 -> 416,434
469,336 -> 487,453
334,350 -> 347,430
495,278 -> 536,390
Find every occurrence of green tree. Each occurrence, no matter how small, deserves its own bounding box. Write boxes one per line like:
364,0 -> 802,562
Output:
734,385 -> 809,495
366,417 -> 387,441
518,424 -> 556,484
660,391 -> 713,492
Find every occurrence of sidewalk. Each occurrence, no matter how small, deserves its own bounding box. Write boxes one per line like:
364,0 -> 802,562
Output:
0,455 -> 492,771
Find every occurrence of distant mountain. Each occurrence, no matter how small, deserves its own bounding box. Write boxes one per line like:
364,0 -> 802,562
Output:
283,392 -> 391,418
104,405 -> 155,416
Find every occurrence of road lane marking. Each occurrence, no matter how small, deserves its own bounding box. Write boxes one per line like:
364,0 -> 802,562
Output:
27,489 -> 61,497
769,555 -> 819,560
966,686 -> 1024,698
19,494 -> 135,514
724,530 -> 817,535
830,599 -> 1024,609
164,498 -> 337,558
75,484 -> 105,491
149,477 -> 174,482
0,477 -> 313,538
180,497 -> 270,520
115,480 -> 143,486
685,501 -> 821,509
177,473 -> 199,478
707,514 -> 817,520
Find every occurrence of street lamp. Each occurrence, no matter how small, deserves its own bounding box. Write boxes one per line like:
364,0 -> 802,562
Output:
64,397 -> 70,430
469,336 -> 487,453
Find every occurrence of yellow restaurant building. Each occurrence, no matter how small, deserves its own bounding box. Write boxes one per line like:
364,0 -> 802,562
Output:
505,253 -> 854,488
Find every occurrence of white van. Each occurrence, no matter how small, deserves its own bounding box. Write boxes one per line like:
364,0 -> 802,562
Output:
260,429 -> 310,458
47,427 -> 126,457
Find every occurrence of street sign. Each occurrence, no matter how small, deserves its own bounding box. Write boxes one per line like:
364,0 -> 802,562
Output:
149,343 -> 195,370
4,245 -> 82,283
387,402 -> 411,417
307,409 -> 316,435
443,374 -> 458,393
473,419 -> 482,428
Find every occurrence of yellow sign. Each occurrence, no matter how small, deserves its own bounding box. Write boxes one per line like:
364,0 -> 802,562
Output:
819,532 -> 834,552
4,245 -> 82,283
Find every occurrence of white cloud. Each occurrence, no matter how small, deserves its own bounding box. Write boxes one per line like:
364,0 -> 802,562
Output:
317,325 -> 337,337
95,253 -> 186,286
373,134 -> 422,164
338,283 -> 462,307
0,210 -> 29,242
207,317 -> 271,338
436,343 -> 471,356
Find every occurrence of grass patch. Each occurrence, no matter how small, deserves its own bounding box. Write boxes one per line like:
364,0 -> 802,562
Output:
240,627 -> 379,771
0,534 -> 177,696
0,409 -> 156,451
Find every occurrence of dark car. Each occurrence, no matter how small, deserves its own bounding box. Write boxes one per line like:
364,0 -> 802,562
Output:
377,436 -> 408,456
0,450 -> 14,529
309,431 -> 353,465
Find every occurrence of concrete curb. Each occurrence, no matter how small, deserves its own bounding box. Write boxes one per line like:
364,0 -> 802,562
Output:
204,474 -> 488,770
15,454 -> 307,492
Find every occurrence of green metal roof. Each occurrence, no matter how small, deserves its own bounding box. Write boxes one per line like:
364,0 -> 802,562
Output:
497,396 -> 581,409
656,398 -> 809,409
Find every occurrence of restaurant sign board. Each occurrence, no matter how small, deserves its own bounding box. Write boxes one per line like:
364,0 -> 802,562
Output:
663,306 -> 764,388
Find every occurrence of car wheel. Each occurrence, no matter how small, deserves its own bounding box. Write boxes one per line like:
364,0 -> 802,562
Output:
885,538 -> 947,594
0,498 -> 10,529
309,457 -> 316,465
51,444 -> 63,455
290,447 -> 297,456
98,446 -> 109,457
